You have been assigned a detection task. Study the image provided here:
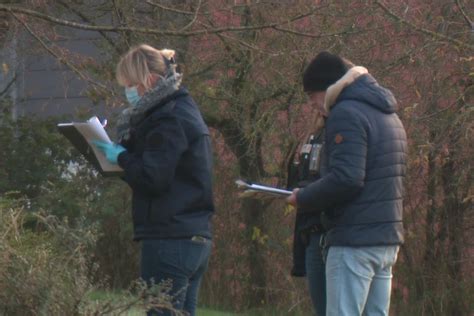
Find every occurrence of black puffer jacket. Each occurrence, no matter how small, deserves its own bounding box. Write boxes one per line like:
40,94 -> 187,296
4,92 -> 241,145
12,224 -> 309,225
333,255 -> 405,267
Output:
288,131 -> 326,277
118,88 -> 214,241
297,74 -> 407,247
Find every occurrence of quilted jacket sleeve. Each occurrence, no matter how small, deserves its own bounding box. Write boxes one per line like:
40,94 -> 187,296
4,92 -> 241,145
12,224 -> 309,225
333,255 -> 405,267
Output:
296,104 -> 368,214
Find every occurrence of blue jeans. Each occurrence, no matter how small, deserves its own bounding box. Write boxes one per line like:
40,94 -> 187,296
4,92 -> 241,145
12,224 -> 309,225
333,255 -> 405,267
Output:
141,238 -> 212,316
305,232 -> 326,316
325,245 -> 399,316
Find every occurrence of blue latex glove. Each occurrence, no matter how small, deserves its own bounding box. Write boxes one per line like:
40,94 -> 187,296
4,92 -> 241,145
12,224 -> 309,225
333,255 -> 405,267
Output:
92,140 -> 126,164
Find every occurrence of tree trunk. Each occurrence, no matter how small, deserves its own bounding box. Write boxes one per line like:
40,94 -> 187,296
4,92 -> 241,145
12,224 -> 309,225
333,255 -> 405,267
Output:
241,196 -> 267,307
421,134 -> 439,311
238,141 -> 268,307
441,148 -> 468,315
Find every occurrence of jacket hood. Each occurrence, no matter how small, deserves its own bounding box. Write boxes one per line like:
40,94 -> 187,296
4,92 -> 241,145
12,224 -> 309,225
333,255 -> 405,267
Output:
323,66 -> 398,114
336,74 -> 398,114
324,66 -> 367,112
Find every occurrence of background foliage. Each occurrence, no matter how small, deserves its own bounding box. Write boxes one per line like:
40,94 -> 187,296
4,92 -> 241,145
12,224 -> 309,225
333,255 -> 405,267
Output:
0,1 -> 473,315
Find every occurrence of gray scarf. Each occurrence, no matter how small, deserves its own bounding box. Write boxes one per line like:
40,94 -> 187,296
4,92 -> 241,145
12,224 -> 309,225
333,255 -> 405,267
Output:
116,67 -> 183,143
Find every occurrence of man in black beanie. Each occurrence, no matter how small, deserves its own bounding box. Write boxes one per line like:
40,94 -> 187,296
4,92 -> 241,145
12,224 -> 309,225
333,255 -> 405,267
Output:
288,51 -> 407,316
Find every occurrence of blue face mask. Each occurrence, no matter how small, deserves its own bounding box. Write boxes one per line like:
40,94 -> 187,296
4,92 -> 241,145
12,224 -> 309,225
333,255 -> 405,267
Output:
125,86 -> 141,107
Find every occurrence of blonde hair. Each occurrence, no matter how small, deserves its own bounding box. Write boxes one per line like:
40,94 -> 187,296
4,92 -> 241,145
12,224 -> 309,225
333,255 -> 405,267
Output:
116,44 -> 176,89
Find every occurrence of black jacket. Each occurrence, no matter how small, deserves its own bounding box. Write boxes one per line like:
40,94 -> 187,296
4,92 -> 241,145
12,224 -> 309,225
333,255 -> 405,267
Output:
118,88 -> 214,240
297,75 -> 407,247
288,132 -> 326,276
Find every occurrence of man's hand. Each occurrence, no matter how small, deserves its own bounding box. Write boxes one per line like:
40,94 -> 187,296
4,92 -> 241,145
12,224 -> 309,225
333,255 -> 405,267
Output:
286,188 -> 300,207
92,140 -> 126,164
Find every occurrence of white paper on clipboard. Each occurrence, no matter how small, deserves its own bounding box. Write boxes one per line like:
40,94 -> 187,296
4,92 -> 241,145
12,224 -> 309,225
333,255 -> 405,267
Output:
235,179 -> 292,197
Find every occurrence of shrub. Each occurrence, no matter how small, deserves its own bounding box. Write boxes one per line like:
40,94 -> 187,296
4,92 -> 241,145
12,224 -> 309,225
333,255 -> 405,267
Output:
0,104 -> 140,289
0,197 -> 98,315
0,197 -> 184,316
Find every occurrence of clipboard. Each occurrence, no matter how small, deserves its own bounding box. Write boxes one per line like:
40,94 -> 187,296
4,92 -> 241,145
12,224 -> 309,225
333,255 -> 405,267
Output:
57,116 -> 124,177
235,179 -> 292,197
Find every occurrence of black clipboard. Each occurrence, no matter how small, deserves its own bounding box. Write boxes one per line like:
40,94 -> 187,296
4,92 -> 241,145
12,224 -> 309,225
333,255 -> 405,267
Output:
57,117 -> 123,177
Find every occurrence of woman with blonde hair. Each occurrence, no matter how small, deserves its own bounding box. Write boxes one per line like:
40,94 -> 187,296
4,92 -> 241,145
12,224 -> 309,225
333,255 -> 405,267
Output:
94,44 -> 214,316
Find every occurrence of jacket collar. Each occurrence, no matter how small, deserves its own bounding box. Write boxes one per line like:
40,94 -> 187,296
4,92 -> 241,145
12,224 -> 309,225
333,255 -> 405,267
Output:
323,66 -> 368,113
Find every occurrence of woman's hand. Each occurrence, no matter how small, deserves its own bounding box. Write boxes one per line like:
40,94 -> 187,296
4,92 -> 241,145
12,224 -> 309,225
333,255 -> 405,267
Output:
92,140 -> 126,164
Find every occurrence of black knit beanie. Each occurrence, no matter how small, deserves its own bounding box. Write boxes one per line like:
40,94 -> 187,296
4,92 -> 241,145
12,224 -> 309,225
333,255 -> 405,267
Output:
303,51 -> 348,92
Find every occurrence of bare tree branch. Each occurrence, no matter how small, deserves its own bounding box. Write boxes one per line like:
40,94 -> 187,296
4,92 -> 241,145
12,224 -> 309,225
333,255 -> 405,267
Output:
455,0 -> 474,30
0,3 -> 326,39
199,19 -> 267,53
374,0 -> 474,50
145,0 -> 196,16
56,0 -> 121,54
179,0 -> 202,32
111,0 -> 131,48
10,12 -> 113,96
0,74 -> 16,98
273,25 -> 369,39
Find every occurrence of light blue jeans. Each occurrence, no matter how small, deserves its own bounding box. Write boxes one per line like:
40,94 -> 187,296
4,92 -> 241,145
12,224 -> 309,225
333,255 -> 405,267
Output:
325,245 -> 399,316
141,238 -> 212,316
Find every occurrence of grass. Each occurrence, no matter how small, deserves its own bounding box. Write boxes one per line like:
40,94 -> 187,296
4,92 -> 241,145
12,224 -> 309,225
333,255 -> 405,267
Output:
197,309 -> 238,316
86,291 -> 239,315
110,308 -> 237,316
86,291 -> 306,315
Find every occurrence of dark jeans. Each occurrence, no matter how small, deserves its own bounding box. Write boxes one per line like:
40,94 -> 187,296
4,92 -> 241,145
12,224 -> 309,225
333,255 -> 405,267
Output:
141,237 -> 212,316
305,232 -> 326,316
